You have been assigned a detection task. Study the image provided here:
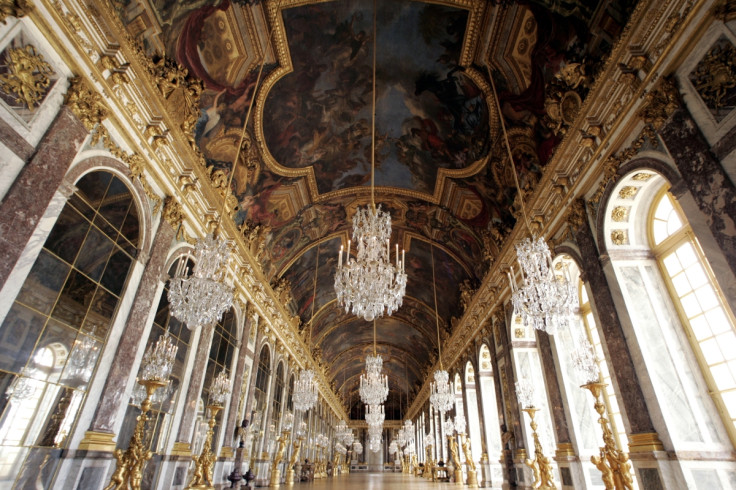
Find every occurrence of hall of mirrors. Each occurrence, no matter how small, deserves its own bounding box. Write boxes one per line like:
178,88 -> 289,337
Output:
0,0 -> 735,489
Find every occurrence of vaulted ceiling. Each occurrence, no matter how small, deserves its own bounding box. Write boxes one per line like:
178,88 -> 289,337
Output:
119,0 -> 634,418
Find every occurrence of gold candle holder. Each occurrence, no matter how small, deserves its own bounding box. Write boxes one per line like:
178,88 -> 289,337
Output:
285,436 -> 302,486
447,435 -> 463,485
582,382 -> 634,490
104,378 -> 167,490
522,407 -> 556,490
185,404 -> 223,490
423,444 -> 434,479
269,430 -> 289,487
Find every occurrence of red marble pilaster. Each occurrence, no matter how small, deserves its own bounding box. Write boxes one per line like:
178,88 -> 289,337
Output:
0,107 -> 86,291
176,323 -> 216,444
88,219 -> 176,433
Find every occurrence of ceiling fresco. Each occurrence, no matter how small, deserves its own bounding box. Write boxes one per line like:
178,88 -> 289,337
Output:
119,0 -> 636,417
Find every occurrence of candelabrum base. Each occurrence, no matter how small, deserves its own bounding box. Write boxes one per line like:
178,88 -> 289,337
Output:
285,468 -> 294,486
454,468 -> 464,485
467,468 -> 479,488
269,469 -> 281,487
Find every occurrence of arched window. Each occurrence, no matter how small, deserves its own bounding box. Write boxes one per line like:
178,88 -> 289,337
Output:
0,171 -> 139,486
650,189 -> 736,444
271,362 -> 285,429
464,361 -> 482,464
253,346 -> 271,432
286,374 -> 295,412
477,344 -> 503,469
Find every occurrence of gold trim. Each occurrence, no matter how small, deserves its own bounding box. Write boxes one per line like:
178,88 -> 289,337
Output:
555,443 -> 576,459
171,441 -> 192,457
627,432 -> 665,453
78,430 -> 117,452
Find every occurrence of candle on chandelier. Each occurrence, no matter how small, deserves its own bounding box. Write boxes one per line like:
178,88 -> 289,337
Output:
339,245 -> 343,268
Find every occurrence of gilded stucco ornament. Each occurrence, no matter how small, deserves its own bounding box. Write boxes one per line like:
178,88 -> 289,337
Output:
64,76 -> 108,130
0,45 -> 54,109
618,186 -> 639,200
611,230 -> 628,245
611,206 -> 629,222
162,196 -> 183,229
637,77 -> 680,129
690,40 -> 736,113
0,0 -> 31,24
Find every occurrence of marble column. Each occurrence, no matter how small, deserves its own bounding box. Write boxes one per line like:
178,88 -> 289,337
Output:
0,107 -> 87,292
78,215 -> 175,450
222,312 -> 255,457
172,323 -> 216,454
658,105 -> 736,279
537,332 -> 579,488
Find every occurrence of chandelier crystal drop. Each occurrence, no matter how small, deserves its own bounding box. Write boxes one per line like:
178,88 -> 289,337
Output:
508,237 -> 578,336
140,330 -> 178,383
334,205 -> 407,321
429,369 -> 454,414
571,333 -> 600,384
168,234 -> 234,330
360,354 -> 389,405
292,369 -> 319,412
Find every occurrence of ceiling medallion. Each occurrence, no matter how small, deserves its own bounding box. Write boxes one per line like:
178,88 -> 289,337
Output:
333,0 -> 406,322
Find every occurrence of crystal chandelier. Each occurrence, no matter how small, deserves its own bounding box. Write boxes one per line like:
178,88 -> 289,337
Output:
334,6 -> 407,322
508,238 -> 578,335
427,244 -> 454,414
515,378 -> 535,409
397,427 -> 406,448
402,419 -> 414,447
140,330 -> 178,383
454,414 -> 466,435
365,403 -> 385,427
571,333 -> 600,384
336,419 -> 350,443
360,320 -> 389,405
292,368 -> 319,412
209,369 -> 232,406
353,441 -> 363,455
168,234 -> 234,330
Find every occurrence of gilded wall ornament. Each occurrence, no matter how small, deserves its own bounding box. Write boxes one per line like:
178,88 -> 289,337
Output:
64,76 -> 108,130
566,198 -> 587,231
611,206 -> 629,222
0,0 -> 32,24
637,77 -> 680,129
632,172 -> 653,181
611,230 -> 628,245
162,196 -> 183,228
689,38 -> 736,120
0,44 -> 54,109
618,186 -> 639,199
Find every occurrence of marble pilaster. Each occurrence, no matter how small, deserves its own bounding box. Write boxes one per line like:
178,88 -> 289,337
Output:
658,106 -> 736,279
174,323 -> 216,448
0,107 -> 87,291
80,218 -> 176,443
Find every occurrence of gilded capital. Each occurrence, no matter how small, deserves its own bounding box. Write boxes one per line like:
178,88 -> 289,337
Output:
0,0 -> 32,24
566,198 -> 587,231
162,196 -> 183,229
64,76 -> 108,130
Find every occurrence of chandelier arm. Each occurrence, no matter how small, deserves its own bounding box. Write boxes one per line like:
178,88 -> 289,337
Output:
215,0 -> 283,233
486,67 -> 533,237
370,0 -> 377,210
431,244 -> 443,370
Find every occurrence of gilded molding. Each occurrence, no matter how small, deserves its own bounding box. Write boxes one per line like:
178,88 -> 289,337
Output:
637,77 -> 681,129
0,44 -> 54,109
162,196 -> 183,229
0,0 -> 32,24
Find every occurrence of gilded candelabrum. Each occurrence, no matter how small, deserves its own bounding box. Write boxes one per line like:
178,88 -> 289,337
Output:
583,382 -> 634,490
185,404 -> 223,490
269,430 -> 289,487
522,407 -> 556,490
461,434 -> 479,488
315,446 -> 324,478
423,444 -> 434,479
448,435 -> 463,485
285,436 -> 302,486
104,378 -> 166,490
